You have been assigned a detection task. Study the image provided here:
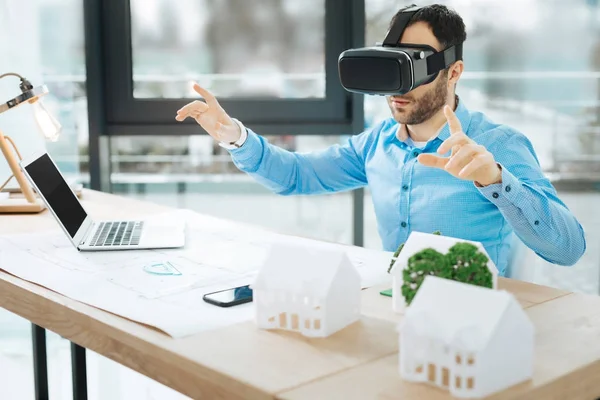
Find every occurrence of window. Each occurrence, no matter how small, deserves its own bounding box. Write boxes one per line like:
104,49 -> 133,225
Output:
109,135 -> 354,245
442,367 -> 450,387
85,0 -> 366,247
365,0 -> 600,173
0,0 -> 87,185
291,314 -> 300,330
102,0 -> 359,131
0,1 -> 87,399
130,0 -> 325,99
427,363 -> 436,382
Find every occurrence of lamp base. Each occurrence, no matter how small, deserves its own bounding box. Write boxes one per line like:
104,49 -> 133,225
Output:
0,196 -> 45,213
1,183 -> 82,198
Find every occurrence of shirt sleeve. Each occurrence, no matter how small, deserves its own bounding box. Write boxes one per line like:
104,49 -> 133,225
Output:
476,129 -> 586,266
224,122 -> 378,195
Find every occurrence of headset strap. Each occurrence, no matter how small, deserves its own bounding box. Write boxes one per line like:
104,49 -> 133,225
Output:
382,4 -> 422,46
426,43 -> 463,74
382,4 -> 463,73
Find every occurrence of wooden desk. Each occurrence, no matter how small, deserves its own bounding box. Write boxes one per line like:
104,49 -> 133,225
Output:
1,190 -> 599,400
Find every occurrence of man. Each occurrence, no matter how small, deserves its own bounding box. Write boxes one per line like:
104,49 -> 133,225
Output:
175,4 -> 586,276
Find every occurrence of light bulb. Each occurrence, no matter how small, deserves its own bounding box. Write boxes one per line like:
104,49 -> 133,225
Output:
31,101 -> 61,142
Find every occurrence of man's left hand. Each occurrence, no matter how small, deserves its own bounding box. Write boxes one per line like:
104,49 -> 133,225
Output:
418,105 -> 502,187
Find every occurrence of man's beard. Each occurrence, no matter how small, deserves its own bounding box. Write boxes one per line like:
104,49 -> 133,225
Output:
391,75 -> 448,125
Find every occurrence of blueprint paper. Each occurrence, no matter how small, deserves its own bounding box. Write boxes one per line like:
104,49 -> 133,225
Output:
0,236 -> 256,337
0,209 -> 392,337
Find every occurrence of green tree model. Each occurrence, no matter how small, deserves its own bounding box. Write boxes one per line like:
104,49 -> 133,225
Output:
391,234 -> 493,306
387,230 -> 441,273
401,248 -> 451,305
446,242 -> 493,289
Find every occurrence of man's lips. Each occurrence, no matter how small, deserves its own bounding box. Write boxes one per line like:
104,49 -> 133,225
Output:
391,98 -> 410,106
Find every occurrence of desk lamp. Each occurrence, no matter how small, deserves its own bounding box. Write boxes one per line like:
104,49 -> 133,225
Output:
0,72 -> 62,213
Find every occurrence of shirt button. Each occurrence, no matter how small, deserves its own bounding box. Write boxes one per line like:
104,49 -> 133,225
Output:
413,151 -> 419,157
534,220 -> 540,226
492,192 -> 499,199
402,184 -> 409,191
401,222 -> 407,228
505,185 -> 511,192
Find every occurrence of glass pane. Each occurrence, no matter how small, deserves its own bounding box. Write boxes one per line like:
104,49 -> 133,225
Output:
365,0 -> 600,172
364,0 -> 600,294
109,135 -> 353,244
1,0 -> 87,398
130,0 -> 326,99
0,0 -> 86,190
40,0 -> 88,185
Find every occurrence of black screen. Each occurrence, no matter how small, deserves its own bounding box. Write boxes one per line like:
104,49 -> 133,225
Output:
25,154 -> 87,237
339,57 -> 402,91
204,285 -> 253,305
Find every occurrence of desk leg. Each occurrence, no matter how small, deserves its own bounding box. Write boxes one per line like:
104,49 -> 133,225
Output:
32,324 -> 49,400
71,342 -> 88,400
352,188 -> 364,247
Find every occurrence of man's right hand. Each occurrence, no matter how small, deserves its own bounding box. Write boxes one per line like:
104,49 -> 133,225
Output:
175,82 -> 241,144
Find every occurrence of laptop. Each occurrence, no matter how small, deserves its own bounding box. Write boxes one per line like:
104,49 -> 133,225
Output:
20,151 -> 185,251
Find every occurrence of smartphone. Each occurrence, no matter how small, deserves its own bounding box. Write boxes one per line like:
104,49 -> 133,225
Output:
202,285 -> 253,307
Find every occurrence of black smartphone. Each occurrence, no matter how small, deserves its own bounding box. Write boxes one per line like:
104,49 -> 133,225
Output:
202,285 -> 253,307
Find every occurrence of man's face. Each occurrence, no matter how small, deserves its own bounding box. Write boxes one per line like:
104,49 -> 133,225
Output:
386,21 -> 449,125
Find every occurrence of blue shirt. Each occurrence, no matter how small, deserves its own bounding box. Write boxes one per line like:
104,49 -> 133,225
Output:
227,98 -> 586,276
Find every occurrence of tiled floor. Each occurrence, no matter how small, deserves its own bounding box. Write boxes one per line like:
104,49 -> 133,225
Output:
1,188 -> 598,399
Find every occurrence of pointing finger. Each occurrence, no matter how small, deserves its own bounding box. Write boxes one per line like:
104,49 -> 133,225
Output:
193,83 -> 219,108
444,105 -> 462,135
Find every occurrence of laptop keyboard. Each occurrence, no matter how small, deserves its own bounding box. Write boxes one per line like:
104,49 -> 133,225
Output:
90,221 -> 144,247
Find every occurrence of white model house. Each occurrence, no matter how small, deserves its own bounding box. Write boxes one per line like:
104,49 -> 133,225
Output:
251,243 -> 362,337
390,231 -> 498,313
399,276 -> 534,398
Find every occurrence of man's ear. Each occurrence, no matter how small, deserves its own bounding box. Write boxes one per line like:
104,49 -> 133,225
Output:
447,61 -> 464,87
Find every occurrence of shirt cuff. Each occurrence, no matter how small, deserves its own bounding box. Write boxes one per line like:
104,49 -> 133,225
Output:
218,118 -> 248,149
475,163 -> 524,209
225,125 -> 264,170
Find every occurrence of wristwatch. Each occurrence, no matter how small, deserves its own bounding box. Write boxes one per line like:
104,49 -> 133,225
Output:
218,118 -> 248,149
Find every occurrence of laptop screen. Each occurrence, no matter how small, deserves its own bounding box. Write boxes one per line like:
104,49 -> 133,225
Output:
24,153 -> 88,238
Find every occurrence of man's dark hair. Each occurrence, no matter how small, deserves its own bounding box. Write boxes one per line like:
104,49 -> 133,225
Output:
390,4 -> 467,51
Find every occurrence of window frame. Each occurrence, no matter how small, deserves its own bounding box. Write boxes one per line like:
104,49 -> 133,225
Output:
100,0 -> 362,136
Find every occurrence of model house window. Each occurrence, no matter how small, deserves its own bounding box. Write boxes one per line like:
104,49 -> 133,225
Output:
456,353 -> 463,365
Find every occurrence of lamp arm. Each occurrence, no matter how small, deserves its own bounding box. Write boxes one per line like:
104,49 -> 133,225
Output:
0,136 -> 23,192
4,136 -> 23,160
0,129 -> 36,203
0,173 -> 13,192
0,72 -> 24,80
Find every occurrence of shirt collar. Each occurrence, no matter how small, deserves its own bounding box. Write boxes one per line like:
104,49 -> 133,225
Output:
395,96 -> 472,145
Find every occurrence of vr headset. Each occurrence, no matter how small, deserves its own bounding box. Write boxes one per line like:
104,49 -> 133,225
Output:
338,4 -> 463,95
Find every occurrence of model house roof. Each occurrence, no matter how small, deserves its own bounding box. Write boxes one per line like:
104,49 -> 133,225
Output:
400,276 -> 519,351
251,243 -> 358,297
391,231 -> 498,278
